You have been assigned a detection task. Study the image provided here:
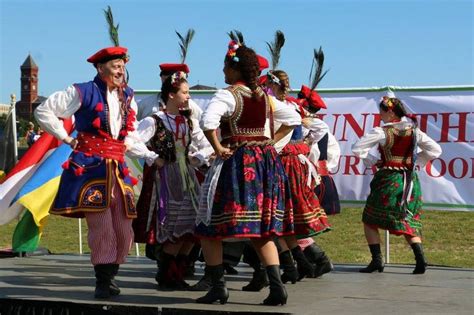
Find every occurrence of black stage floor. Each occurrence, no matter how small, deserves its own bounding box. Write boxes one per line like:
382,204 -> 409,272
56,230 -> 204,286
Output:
0,254 -> 472,314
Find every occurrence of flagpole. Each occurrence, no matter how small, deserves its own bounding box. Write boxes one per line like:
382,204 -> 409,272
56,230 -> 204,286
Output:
10,94 -> 18,164
78,219 -> 83,254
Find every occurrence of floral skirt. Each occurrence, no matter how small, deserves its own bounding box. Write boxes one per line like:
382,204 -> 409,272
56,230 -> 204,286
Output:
280,144 -> 331,238
363,169 -> 422,237
195,144 -> 294,239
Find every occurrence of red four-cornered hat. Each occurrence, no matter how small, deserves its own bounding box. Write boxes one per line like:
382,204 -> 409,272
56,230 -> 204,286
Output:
87,46 -> 129,64
256,55 -> 269,72
159,63 -> 190,75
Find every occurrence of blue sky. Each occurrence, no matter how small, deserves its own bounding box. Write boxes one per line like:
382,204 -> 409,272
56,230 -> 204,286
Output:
0,0 -> 473,103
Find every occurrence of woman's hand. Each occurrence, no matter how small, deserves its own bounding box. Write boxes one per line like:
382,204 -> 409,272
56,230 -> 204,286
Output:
216,146 -> 233,160
155,157 -> 166,168
63,136 -> 78,150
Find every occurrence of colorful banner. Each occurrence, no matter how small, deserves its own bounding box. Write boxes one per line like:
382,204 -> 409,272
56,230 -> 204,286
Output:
137,85 -> 474,211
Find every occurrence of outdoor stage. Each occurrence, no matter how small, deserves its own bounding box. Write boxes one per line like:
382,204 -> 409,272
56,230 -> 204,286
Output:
0,254 -> 472,314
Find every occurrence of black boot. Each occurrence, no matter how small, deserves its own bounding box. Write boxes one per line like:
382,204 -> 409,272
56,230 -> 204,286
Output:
359,244 -> 385,273
175,254 -> 190,290
291,246 -> 315,280
94,264 -> 113,299
195,264 -> 229,304
304,244 -> 334,278
156,252 -> 178,290
242,244 -> 268,291
242,265 -> 269,291
262,265 -> 287,306
109,264 -> 121,296
223,262 -> 238,275
279,250 -> 299,284
189,266 -> 212,291
411,243 -> 427,274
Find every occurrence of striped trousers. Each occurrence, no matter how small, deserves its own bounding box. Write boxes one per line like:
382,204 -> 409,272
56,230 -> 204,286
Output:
85,175 -> 134,265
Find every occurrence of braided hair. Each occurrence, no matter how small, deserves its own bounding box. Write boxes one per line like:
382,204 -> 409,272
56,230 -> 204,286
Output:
225,45 -> 261,99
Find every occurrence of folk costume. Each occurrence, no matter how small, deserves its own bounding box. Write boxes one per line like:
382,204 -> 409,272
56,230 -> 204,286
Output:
299,85 -> 341,215
352,97 -> 442,274
195,85 -> 294,238
134,111 -> 212,244
35,46 -> 158,298
352,116 -> 441,236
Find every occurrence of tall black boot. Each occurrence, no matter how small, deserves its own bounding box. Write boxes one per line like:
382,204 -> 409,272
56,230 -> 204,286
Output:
242,244 -> 268,291
304,244 -> 334,278
279,250 -> 299,284
195,264 -> 229,304
156,252 -> 178,290
411,243 -> 427,274
175,254 -> 190,290
109,264 -> 121,296
291,246 -> 315,280
94,264 -> 113,299
189,265 -> 212,291
262,265 -> 287,306
359,244 -> 384,273
242,264 -> 269,291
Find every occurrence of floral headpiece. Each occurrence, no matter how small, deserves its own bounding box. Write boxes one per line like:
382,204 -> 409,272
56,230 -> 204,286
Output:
170,71 -> 188,87
227,40 -> 241,63
381,96 -> 396,110
266,71 -> 281,85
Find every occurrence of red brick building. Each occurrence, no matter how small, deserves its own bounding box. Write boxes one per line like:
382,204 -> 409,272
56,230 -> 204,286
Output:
15,55 -> 46,119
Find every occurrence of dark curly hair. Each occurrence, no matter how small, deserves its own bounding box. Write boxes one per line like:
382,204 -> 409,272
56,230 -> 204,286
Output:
225,45 -> 261,99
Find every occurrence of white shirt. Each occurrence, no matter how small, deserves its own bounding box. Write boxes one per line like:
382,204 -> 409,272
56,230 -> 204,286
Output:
34,84 -> 159,162
351,117 -> 442,167
303,117 -> 341,171
137,93 -> 203,121
271,98 -> 303,153
137,111 -> 214,166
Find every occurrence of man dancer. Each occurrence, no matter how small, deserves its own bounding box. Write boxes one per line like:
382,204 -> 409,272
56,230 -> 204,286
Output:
35,46 -> 158,298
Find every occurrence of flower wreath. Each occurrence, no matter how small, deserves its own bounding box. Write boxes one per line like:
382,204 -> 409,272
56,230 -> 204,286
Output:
227,40 -> 241,62
170,71 -> 188,87
381,96 -> 396,110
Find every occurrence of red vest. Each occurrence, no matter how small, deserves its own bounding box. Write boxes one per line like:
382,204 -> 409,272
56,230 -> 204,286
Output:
220,85 -> 271,148
378,126 -> 414,170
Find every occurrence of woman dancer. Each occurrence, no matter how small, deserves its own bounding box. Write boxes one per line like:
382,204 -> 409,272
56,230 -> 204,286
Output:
135,72 -> 212,289
195,40 -> 294,305
352,96 -> 441,274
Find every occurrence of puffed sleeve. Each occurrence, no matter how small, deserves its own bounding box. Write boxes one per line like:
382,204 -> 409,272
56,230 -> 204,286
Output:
272,97 -> 301,126
34,85 -> 81,141
304,118 -> 329,144
415,129 -> 442,167
200,89 -> 236,131
188,118 -> 214,166
124,99 -> 159,165
352,127 -> 385,166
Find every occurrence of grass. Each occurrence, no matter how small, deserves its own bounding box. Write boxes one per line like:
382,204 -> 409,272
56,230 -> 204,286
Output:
0,208 -> 473,268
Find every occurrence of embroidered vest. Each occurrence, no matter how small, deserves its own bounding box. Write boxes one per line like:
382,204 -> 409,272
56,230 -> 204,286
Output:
219,85 -> 271,148
378,126 -> 415,170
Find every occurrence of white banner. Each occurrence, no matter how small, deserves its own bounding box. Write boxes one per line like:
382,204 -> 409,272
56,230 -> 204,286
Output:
136,86 -> 474,211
